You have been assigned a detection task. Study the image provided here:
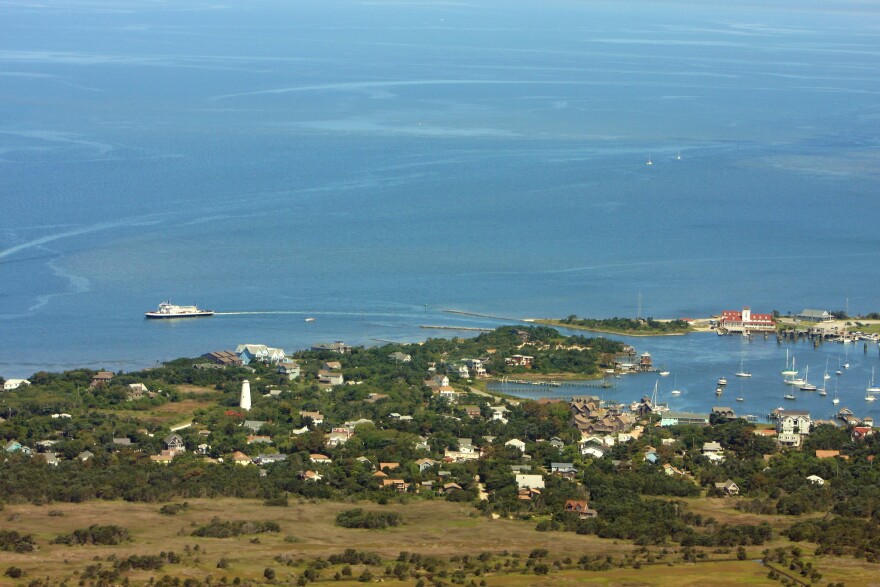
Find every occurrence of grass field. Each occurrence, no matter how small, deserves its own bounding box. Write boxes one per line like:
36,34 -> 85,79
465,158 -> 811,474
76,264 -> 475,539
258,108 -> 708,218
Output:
1,498 -> 878,586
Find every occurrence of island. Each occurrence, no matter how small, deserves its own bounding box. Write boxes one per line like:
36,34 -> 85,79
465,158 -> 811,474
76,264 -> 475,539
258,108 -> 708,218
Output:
0,326 -> 877,586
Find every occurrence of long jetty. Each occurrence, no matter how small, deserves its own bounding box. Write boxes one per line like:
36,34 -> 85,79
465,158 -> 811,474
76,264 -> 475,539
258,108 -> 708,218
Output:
419,325 -> 494,332
440,308 -> 524,322
491,379 -> 614,390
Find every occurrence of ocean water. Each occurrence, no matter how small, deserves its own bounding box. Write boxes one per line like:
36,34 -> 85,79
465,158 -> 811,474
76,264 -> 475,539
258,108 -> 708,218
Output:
2,0 -> 879,417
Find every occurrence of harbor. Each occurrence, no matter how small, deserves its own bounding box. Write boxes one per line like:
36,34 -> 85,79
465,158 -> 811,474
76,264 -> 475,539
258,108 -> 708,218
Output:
490,330 -> 880,425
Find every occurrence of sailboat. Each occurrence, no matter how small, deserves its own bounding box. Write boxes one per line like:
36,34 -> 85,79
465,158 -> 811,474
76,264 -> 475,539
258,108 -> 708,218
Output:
670,375 -> 682,396
781,350 -> 798,376
675,150 -> 682,161
784,356 -> 805,385
799,366 -> 817,391
646,153 -> 653,166
867,367 -> 880,394
650,380 -> 668,412
735,357 -> 751,378
823,358 -> 831,381
832,379 -> 840,404
843,346 -> 850,369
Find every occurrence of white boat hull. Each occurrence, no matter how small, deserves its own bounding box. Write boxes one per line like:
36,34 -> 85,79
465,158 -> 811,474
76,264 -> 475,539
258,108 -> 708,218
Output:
146,311 -> 214,319
145,300 -> 214,319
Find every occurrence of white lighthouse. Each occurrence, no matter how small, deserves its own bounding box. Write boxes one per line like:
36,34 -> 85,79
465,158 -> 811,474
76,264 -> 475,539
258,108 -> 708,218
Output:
240,379 -> 251,411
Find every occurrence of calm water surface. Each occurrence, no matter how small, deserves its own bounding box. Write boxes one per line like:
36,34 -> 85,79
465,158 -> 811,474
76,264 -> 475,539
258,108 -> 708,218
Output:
1,1 -> 879,400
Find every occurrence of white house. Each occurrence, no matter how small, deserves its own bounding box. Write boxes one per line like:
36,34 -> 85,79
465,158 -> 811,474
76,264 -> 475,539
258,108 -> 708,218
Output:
326,432 -> 350,447
465,358 -> 487,377
4,379 -> 30,391
806,474 -> 825,486
505,438 -> 526,453
777,432 -> 802,448
300,411 -> 324,425
489,405 -> 509,423
582,434 -> 615,447
702,441 -> 723,454
580,443 -> 606,459
776,411 -> 811,435
277,361 -> 301,380
515,474 -> 545,490
444,438 -> 481,462
318,370 -> 344,386
447,363 -> 470,379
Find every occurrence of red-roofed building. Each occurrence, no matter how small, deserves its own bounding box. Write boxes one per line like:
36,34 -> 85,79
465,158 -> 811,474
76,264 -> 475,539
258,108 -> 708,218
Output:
719,307 -> 775,333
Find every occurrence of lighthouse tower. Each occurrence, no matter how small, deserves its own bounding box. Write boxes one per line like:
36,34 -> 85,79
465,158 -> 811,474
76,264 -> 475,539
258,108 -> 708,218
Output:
239,379 -> 251,411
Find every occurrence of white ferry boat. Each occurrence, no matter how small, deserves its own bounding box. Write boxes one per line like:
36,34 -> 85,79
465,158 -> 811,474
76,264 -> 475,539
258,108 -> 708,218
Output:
145,300 -> 214,319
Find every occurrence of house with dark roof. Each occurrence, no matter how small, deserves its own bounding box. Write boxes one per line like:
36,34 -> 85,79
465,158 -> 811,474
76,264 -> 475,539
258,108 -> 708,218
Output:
90,371 -> 114,388
797,309 -> 833,323
201,351 -> 243,366
311,341 -> 351,354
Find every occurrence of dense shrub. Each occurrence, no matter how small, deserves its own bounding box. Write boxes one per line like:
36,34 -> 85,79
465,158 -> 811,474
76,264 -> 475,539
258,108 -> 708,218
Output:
0,530 -> 36,552
54,525 -> 130,546
335,508 -> 403,529
328,549 -> 382,566
159,502 -> 189,516
191,517 -> 280,538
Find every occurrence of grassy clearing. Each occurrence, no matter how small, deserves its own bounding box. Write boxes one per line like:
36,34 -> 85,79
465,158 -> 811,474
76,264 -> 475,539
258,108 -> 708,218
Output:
678,497 -> 801,532
1,498 -> 878,586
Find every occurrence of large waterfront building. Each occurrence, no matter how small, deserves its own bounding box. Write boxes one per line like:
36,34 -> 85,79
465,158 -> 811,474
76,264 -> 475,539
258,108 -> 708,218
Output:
660,412 -> 710,427
797,309 -> 834,323
718,307 -> 775,333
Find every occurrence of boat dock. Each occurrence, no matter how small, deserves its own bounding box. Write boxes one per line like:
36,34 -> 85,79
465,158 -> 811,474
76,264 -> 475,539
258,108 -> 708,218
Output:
492,378 -> 614,390
419,325 -> 494,332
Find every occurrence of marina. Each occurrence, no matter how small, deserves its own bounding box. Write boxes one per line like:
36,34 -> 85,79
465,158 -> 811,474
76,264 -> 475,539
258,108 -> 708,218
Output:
490,330 -> 880,423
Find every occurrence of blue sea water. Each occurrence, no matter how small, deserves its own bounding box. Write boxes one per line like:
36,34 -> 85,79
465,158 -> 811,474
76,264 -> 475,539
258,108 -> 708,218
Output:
1,0 -> 879,417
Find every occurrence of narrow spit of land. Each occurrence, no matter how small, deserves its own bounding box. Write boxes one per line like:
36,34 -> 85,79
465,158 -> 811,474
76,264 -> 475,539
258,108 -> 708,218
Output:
529,317 -> 710,337
440,308 -> 717,337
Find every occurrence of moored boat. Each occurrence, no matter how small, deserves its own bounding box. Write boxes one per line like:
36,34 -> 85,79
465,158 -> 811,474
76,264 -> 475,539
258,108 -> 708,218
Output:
799,366 -> 817,391
735,357 -> 751,378
781,350 -> 798,376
